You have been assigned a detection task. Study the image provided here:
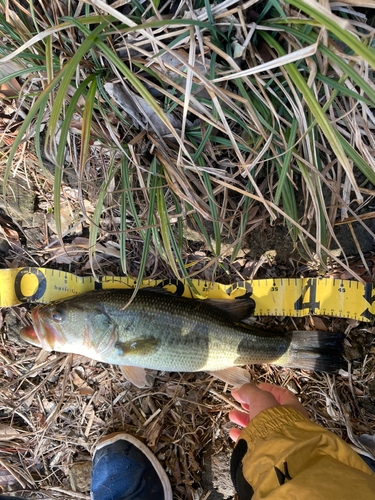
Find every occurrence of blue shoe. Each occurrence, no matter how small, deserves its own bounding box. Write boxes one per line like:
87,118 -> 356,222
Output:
90,432 -> 172,500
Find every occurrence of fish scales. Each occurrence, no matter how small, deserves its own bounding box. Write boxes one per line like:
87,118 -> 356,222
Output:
96,290 -> 290,371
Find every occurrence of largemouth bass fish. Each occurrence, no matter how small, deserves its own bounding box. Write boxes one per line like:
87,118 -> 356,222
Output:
20,289 -> 343,387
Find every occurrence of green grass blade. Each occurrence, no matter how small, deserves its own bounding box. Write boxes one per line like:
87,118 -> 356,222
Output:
266,24 -> 375,105
201,169 -> 221,256
131,158 -> 158,297
52,75 -> 96,245
192,124 -> 213,162
185,202 -> 215,254
45,22 -> 108,150
172,194 -> 184,254
0,66 -> 59,87
168,224 -> 201,296
89,157 -> 118,273
34,99 -> 53,181
274,118 -> 298,205
93,38 -> 185,146
260,31 -> 362,201
231,179 -> 253,262
338,134 -> 375,186
123,166 -> 146,242
3,73 -> 63,201
45,34 -> 53,85
314,73 -> 373,107
156,167 -> 180,277
28,0 -> 40,34
79,79 -> 97,183
120,157 -> 128,275
285,0 -> 375,70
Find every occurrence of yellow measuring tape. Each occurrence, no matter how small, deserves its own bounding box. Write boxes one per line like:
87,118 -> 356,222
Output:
0,267 -> 374,322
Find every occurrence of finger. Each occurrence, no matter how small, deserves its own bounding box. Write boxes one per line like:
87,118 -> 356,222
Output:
232,383 -> 279,420
229,428 -> 242,442
257,383 -> 309,419
228,409 -> 251,428
257,383 -> 296,404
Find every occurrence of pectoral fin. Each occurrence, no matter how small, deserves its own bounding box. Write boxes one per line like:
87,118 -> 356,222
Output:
120,365 -> 148,388
208,367 -> 250,386
115,337 -> 160,356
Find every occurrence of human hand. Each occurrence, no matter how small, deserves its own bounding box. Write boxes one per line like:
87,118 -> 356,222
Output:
228,383 -> 309,442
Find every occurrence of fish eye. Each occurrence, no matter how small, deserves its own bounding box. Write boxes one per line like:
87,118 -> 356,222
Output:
51,309 -> 64,322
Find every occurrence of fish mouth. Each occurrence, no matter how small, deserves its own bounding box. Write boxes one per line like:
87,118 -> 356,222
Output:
20,308 -> 60,351
20,324 -> 41,347
20,308 -> 42,347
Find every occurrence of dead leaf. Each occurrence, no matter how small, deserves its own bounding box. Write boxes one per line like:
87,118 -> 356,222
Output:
72,237 -> 89,245
309,317 -> 328,331
232,40 -> 245,58
0,61 -> 21,98
358,434 -> 375,453
0,424 -> 25,440
325,396 -> 339,420
41,398 -> 56,415
340,267 -> 367,279
95,242 -> 120,258
69,461 -> 92,492
361,326 -> 375,334
47,202 -> 75,235
82,254 -> 106,270
50,245 -> 82,264
104,82 -> 181,137
145,422 -> 162,448
71,369 -> 94,395
66,86 -> 86,108
0,468 -> 18,487
170,456 -> 182,485
0,224 -> 21,252
164,382 -> 185,399
188,450 -> 200,471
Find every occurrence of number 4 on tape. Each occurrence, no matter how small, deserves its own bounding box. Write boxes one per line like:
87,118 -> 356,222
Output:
294,279 -> 320,314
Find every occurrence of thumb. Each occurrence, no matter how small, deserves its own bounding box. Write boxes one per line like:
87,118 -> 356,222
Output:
232,383 -> 280,420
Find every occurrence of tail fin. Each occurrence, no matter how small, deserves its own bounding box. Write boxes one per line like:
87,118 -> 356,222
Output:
279,330 -> 344,374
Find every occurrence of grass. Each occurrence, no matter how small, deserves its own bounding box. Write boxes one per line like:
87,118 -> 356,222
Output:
1,0 -> 375,286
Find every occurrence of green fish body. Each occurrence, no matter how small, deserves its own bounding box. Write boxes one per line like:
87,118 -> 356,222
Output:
20,289 -> 343,379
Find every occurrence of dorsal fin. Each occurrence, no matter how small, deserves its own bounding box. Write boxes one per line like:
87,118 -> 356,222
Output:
140,287 -> 255,322
203,297 -> 255,322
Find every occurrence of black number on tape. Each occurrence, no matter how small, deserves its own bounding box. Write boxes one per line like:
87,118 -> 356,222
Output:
14,268 -> 47,303
294,278 -> 320,313
225,281 -> 253,297
361,283 -> 375,320
156,279 -> 185,296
